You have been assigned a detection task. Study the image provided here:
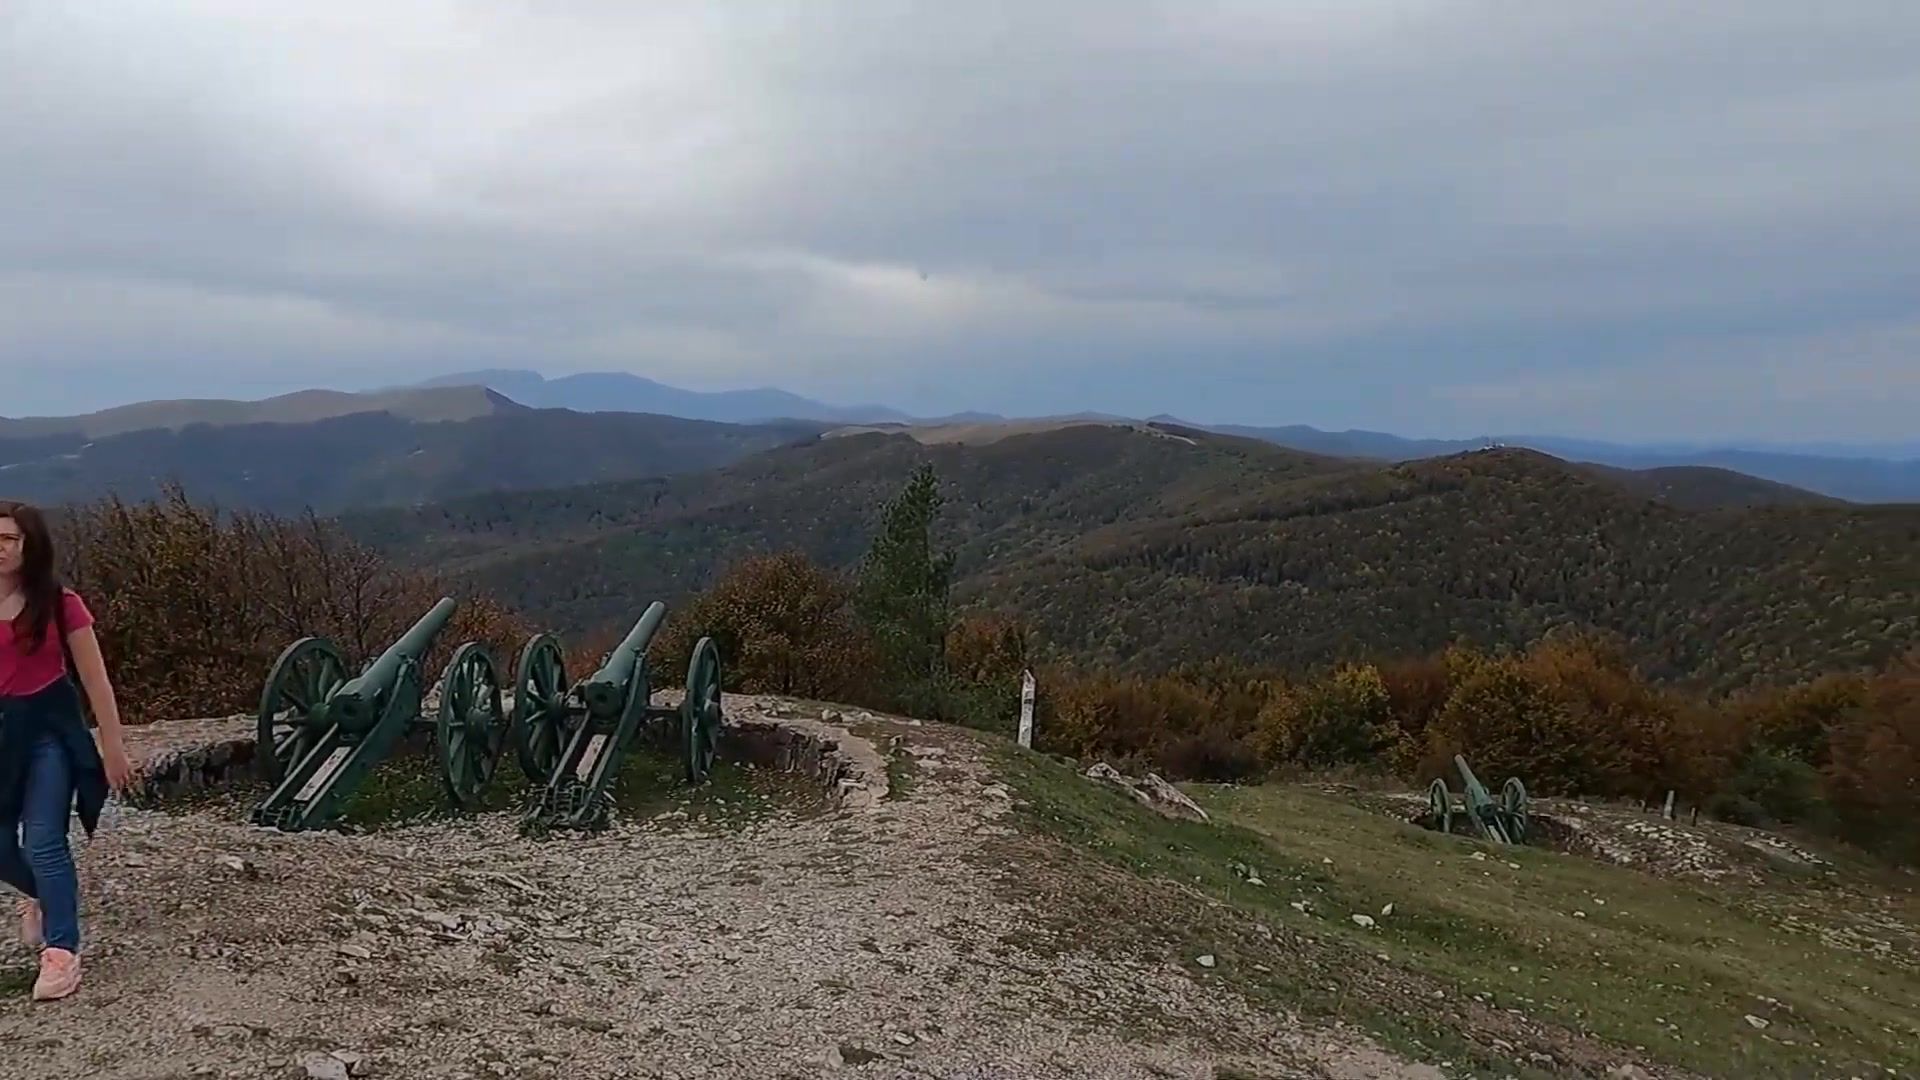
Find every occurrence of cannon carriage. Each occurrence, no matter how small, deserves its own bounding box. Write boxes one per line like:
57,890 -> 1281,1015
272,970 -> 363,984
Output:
251,597 -> 511,832
248,594 -> 724,835
512,602 -> 725,833
1426,754 -> 1529,846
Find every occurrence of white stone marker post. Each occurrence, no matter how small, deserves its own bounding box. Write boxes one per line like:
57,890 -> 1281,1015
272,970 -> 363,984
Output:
1018,669 -> 1036,749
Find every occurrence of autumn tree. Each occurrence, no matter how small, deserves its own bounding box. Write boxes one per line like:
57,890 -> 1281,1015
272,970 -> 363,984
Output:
1255,663 -> 1393,769
57,486 -> 523,724
652,552 -> 875,702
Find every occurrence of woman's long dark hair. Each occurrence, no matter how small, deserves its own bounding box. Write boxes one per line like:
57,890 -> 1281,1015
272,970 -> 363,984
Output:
0,500 -> 61,655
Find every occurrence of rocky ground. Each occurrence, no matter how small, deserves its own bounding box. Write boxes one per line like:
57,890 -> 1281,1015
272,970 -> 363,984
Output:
0,695 -> 1431,1080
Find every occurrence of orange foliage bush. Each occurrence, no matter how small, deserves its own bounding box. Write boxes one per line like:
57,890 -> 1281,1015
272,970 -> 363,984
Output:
1039,666 -> 1263,781
1255,663 -> 1390,769
650,552 -> 876,702
1816,654 -> 1919,860
57,488 -> 525,724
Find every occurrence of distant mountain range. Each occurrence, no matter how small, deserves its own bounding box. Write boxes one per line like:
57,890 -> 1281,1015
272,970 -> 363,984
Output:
406,369 -> 917,426
0,404 -> 822,513
0,385 -> 509,441
5,371 -> 1916,505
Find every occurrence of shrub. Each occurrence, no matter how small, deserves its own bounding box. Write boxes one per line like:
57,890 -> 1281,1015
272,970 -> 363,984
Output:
1035,667 -> 1265,781
1520,630 -> 1679,798
1741,674 -> 1871,768
1422,657 -> 1591,793
651,552 -> 876,702
1256,663 -> 1392,769
1820,657 -> 1920,860
1377,651 -> 1454,774
57,488 -> 524,724
1716,748 -> 1829,828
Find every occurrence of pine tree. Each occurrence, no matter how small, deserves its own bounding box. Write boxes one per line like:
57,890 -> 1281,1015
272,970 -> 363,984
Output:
855,464 -> 956,705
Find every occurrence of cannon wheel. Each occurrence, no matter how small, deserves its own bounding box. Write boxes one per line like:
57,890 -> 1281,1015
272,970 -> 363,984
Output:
1427,778 -> 1452,835
682,637 -> 723,783
512,634 -> 569,780
256,637 -> 347,784
1501,777 -> 1529,844
437,643 -> 507,807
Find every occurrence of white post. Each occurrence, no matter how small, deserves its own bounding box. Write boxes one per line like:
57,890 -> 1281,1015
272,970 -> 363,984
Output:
1662,790 -> 1676,820
1018,669 -> 1036,749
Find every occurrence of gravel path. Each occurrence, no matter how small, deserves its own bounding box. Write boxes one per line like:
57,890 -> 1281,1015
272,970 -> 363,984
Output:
0,697 -> 1427,1080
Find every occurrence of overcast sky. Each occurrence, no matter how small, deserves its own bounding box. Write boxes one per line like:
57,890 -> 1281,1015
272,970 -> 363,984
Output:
4,2 -> 1917,441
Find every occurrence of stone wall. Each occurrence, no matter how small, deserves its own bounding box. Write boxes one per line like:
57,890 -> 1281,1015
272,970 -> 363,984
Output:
123,715 -> 260,804
722,705 -> 890,809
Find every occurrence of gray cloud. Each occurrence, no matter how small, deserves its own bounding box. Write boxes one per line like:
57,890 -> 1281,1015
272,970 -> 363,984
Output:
3,1 -> 1916,438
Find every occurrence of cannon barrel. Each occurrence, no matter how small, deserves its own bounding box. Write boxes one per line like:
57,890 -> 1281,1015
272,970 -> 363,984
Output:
328,597 -> 459,731
580,601 -> 667,718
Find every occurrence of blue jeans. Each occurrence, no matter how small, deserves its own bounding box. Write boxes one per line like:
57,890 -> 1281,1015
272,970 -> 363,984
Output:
0,733 -> 80,952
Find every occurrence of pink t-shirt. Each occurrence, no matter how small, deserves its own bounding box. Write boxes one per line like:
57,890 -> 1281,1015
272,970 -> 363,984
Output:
0,589 -> 94,697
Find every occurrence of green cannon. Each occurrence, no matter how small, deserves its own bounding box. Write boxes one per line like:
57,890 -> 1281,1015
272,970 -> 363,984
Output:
511,602 -> 724,833
1426,754 -> 1529,845
250,598 -> 511,832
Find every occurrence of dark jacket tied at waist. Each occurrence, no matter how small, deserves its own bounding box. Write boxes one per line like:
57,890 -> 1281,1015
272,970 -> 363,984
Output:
0,678 -> 110,836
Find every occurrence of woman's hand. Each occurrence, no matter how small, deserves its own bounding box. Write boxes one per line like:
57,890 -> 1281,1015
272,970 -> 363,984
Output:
101,736 -> 135,794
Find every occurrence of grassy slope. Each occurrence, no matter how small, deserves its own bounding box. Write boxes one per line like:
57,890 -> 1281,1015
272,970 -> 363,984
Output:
993,743 -> 1919,1079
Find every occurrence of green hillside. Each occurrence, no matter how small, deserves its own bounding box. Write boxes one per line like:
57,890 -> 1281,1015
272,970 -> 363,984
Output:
339,425 -> 1920,692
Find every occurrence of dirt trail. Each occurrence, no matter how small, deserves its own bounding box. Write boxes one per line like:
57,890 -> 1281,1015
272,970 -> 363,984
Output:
0,696 -> 1428,1080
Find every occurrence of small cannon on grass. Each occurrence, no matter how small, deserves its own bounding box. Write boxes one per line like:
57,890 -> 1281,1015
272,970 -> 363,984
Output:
251,597 -> 510,832
1427,754 -> 1529,845
511,601 -> 724,834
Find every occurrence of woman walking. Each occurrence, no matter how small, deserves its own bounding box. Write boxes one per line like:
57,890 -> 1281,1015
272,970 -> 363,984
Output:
0,501 -> 133,1001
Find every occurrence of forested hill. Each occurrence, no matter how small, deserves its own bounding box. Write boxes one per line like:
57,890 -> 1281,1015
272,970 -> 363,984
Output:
339,424 -> 1920,692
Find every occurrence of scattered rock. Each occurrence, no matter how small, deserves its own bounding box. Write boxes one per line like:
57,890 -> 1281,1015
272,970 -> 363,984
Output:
298,1052 -> 351,1080
837,1044 -> 885,1065
1196,954 -> 1217,968
1083,762 -> 1209,822
216,855 -> 258,879
1745,1015 -> 1771,1030
1379,903 -> 1394,918
1352,914 -> 1376,929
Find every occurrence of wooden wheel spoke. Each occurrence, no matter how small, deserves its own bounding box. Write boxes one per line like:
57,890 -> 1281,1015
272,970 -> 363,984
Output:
513,634 -> 568,781
437,643 -> 503,808
258,638 -> 346,785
